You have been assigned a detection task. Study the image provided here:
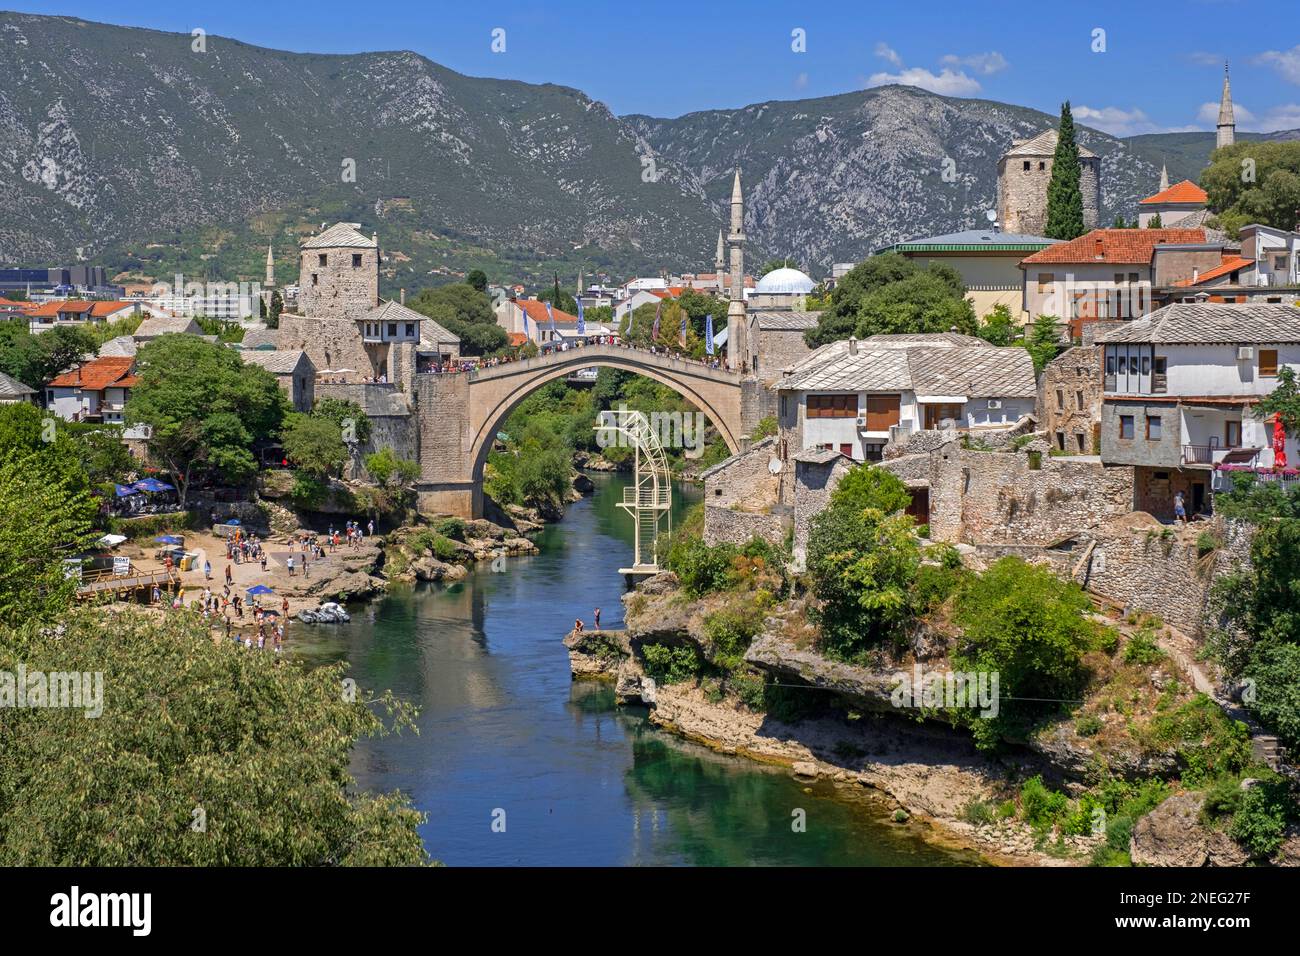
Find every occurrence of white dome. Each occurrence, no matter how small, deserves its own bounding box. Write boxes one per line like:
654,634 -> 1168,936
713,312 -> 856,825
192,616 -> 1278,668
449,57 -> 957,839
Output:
755,266 -> 815,294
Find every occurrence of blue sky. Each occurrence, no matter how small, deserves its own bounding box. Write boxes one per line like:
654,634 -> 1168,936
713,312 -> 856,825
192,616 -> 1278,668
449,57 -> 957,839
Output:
13,0 -> 1300,133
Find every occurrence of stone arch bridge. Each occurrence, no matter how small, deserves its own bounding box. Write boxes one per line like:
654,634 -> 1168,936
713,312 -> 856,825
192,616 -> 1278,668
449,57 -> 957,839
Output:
413,344 -> 764,517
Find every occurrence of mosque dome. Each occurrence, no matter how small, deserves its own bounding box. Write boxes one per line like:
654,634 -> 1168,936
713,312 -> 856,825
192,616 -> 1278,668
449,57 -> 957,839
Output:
755,266 -> 815,294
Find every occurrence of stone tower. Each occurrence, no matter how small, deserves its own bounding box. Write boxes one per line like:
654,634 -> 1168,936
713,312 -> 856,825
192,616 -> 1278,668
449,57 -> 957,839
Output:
264,242 -> 275,288
1159,162 -> 1169,192
714,228 -> 725,289
726,170 -> 748,373
996,129 -> 1101,236
297,222 -> 379,320
1217,61 -> 1236,149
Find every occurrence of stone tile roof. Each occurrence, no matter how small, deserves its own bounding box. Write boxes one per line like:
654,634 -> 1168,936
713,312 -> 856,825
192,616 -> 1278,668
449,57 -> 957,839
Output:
239,328 -> 281,350
97,335 -> 138,358
1096,302 -> 1300,345
697,436 -> 775,481
793,447 -> 847,464
751,310 -> 822,330
239,349 -> 313,375
1021,228 -> 1207,265
781,334 -> 1036,397
0,371 -> 35,398
135,315 -> 201,337
1005,128 -> 1098,159
302,222 -> 376,249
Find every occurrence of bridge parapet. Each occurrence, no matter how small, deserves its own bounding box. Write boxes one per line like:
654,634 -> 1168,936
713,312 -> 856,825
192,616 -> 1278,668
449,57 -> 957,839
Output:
465,344 -> 741,386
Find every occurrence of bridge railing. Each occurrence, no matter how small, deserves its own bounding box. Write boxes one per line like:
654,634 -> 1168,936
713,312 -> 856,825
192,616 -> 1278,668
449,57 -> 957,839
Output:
460,343 -> 739,383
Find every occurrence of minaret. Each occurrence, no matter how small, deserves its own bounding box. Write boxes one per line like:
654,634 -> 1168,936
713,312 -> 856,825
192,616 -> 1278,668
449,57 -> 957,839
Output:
264,242 -> 275,287
714,228 -> 725,291
1217,61 -> 1236,149
1159,162 -> 1169,192
726,169 -> 748,373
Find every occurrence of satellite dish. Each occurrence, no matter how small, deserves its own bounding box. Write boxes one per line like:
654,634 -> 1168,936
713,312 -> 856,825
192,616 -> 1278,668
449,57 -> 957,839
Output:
768,455 -> 784,475
985,209 -> 998,223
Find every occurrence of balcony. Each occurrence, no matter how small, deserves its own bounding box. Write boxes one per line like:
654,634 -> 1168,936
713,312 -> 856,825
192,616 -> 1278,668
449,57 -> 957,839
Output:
1182,444 -> 1260,468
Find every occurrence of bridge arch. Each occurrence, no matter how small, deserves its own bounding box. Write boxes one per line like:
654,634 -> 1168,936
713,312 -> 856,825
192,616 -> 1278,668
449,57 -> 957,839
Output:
466,349 -> 743,490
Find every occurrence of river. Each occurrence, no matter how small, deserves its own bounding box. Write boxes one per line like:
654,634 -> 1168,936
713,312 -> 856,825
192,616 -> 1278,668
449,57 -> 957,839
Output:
292,472 -> 981,866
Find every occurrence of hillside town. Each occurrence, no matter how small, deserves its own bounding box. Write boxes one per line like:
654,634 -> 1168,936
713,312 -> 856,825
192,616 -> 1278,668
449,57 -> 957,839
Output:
3,15 -> 1300,896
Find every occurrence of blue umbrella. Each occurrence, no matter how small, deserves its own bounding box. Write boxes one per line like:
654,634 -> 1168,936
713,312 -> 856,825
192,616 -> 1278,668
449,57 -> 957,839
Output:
114,484 -> 136,497
134,478 -> 175,493
246,585 -> 274,596
154,535 -> 184,545
227,518 -> 241,526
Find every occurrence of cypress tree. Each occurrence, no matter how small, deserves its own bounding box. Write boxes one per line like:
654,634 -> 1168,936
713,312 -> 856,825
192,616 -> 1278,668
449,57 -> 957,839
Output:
1044,101 -> 1085,240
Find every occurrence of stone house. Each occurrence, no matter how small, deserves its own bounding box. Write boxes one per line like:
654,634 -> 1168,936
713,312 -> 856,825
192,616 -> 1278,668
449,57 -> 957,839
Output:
238,349 -> 316,412
774,332 -> 1037,464
1096,302 -> 1300,520
747,310 -> 820,386
0,370 -> 37,406
699,435 -> 790,547
1040,345 -> 1104,455
45,356 -> 138,423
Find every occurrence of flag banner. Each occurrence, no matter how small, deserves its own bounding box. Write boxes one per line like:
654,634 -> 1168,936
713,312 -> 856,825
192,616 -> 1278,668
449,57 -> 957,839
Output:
577,299 -> 586,335
522,303 -> 530,339
705,314 -> 714,355
652,300 -> 661,341
679,311 -> 687,346
545,301 -> 558,340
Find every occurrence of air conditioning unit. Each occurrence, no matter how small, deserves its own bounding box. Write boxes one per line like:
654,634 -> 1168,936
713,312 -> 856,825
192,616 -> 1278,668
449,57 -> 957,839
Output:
855,416 -> 867,428
1238,346 -> 1255,361
987,399 -> 1003,409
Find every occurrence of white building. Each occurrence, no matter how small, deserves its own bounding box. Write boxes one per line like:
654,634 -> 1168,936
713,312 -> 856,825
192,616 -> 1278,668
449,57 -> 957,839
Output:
1097,303 -> 1300,519
776,332 -> 1038,462
749,267 -> 816,311
1241,224 -> 1300,289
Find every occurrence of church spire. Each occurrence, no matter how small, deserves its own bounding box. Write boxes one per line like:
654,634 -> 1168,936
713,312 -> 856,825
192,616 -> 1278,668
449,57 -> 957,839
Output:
264,242 -> 275,288
1217,61 -> 1235,149
726,168 -> 748,374
1159,161 -> 1169,192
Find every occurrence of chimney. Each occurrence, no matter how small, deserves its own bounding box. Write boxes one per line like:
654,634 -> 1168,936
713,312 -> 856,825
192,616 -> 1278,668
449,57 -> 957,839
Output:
849,336 -> 858,356
1094,236 -> 1105,259
400,288 -> 406,305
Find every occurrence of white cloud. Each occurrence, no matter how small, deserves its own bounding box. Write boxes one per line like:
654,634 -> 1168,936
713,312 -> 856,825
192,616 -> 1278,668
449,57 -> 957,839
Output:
940,51 -> 1009,75
1195,99 -> 1300,132
1254,45 -> 1300,85
1072,105 -> 1172,136
1186,51 -> 1225,67
873,42 -> 903,68
865,67 -> 981,97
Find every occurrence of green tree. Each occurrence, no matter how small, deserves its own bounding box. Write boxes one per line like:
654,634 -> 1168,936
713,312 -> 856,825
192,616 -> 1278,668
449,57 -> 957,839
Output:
365,446 -> 421,488
1202,141 -> 1300,235
466,269 -> 488,294
1044,102 -> 1086,241
0,610 -> 428,865
267,289 -> 283,329
313,397 -> 372,445
807,505 -> 921,658
539,274 -> 579,315
1025,313 -> 1061,373
1146,213 -> 1163,228
1256,365 -> 1300,438
282,413 -> 348,479
0,321 -> 94,389
977,303 -> 1017,346
407,283 -> 507,355
829,463 -> 911,515
125,336 -> 288,506
0,449 -> 97,625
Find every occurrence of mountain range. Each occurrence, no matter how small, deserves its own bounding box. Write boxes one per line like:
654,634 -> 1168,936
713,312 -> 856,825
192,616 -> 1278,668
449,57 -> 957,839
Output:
2,11 -> 1296,294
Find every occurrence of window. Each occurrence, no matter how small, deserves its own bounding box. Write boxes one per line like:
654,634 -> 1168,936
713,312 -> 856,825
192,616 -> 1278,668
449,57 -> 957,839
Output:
1038,161 -> 1045,171
1260,349 -> 1279,376
1037,273 -> 1055,293
1056,389 -> 1065,410
1076,390 -> 1084,410
864,394 -> 902,430
1056,431 -> 1066,451
388,323 -> 397,337
1140,355 -> 1150,375
1119,415 -> 1135,439
1152,356 -> 1167,393
839,443 -> 853,458
1023,160 -> 1031,171
352,253 -> 362,268
405,323 -> 415,337
780,396 -> 788,418
1076,433 -> 1086,453
1113,273 -> 1125,285
1117,355 -> 1127,374
1129,273 -> 1140,283
311,273 -> 318,286
1226,420 -> 1242,447
807,394 -> 858,419
1106,353 -> 1116,375
1145,415 -> 1161,441
318,254 -> 327,267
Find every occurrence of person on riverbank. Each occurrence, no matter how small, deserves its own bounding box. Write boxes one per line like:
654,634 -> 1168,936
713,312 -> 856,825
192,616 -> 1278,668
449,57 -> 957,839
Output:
573,617 -> 584,633
287,554 -> 295,576
594,608 -> 601,629
225,563 -> 232,585
204,559 -> 211,581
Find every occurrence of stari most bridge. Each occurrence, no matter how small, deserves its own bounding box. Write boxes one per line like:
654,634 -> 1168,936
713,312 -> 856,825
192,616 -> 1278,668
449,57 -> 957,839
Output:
412,343 -> 752,518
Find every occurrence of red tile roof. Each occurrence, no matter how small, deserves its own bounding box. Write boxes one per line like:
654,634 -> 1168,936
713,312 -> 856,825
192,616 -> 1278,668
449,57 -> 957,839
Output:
1021,228 -> 1208,266
507,332 -> 528,346
1172,255 -> 1254,287
47,356 -> 137,391
1140,180 -> 1209,205
25,299 -> 134,319
515,299 -> 580,325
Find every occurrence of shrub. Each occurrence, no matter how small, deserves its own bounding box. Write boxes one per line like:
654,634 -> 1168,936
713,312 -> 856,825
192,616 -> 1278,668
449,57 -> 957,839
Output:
1122,627 -> 1165,665
665,536 -> 737,596
1228,777 -> 1294,858
1242,640 -> 1300,753
1075,714 -> 1103,737
1142,694 -> 1251,786
434,517 -> 467,541
828,464 -> 911,515
703,606 -> 763,671
641,642 -> 703,685
1020,775 -> 1069,829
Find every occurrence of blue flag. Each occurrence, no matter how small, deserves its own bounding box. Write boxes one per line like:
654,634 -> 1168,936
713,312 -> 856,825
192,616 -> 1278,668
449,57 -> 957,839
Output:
577,298 -> 585,335
705,314 -> 714,355
521,303 -> 530,339
680,311 -> 687,346
545,301 -> 558,341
